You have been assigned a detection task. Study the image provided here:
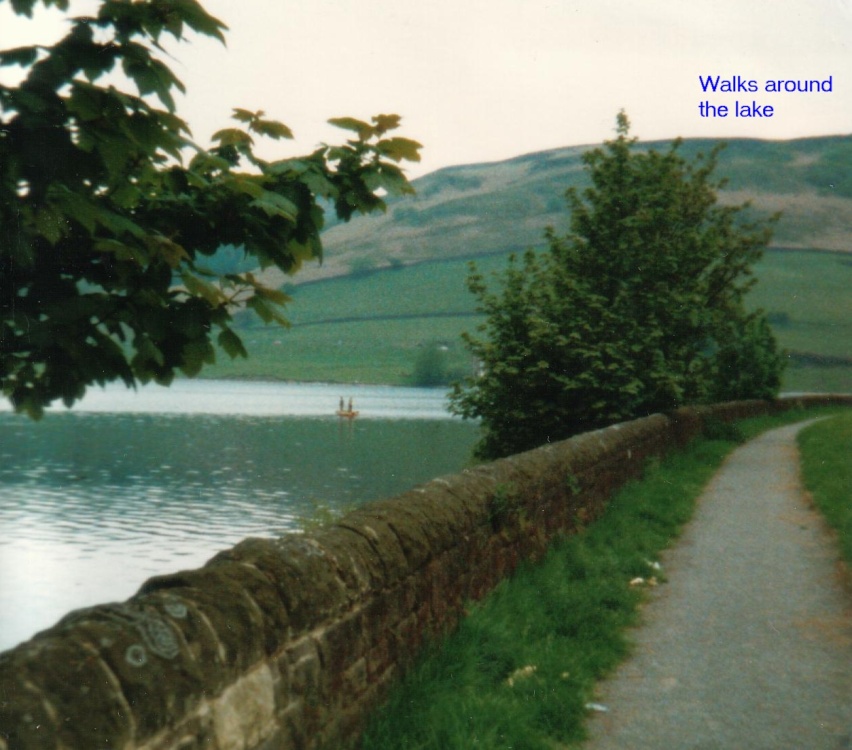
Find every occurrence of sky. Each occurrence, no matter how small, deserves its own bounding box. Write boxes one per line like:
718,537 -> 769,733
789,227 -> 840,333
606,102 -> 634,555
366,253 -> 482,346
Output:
1,0 -> 850,178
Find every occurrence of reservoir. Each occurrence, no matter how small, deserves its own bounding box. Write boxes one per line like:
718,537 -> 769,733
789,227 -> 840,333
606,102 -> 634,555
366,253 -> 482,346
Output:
0,380 -> 478,651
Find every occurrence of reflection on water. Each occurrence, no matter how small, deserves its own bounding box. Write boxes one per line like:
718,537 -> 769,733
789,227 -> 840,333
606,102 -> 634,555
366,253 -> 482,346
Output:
0,378 -> 457,419
0,383 -> 478,651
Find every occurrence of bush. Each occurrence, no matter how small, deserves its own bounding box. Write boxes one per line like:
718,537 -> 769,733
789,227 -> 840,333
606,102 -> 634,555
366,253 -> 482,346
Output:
451,112 -> 783,459
411,341 -> 466,387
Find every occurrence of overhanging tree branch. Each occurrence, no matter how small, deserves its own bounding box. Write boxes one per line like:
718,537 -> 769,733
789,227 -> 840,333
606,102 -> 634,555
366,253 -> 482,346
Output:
0,0 -> 422,417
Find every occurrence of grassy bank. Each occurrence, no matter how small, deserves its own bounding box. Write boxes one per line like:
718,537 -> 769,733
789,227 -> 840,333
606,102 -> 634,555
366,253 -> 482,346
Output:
360,406 -> 848,749
798,411 -> 852,564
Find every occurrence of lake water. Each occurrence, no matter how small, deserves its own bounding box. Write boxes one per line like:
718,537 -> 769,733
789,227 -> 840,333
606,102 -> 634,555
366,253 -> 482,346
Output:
0,380 -> 478,652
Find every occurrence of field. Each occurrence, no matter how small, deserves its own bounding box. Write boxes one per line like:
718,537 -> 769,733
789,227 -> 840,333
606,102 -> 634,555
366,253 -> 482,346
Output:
749,250 -> 851,392
205,248 -> 851,394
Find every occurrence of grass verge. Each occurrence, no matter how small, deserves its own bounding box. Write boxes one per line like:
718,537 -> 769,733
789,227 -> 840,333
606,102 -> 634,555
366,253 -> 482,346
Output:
798,410 -> 852,565
360,406 -> 848,749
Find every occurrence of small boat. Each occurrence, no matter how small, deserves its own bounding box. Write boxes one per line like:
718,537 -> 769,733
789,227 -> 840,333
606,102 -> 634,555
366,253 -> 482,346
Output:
336,398 -> 359,419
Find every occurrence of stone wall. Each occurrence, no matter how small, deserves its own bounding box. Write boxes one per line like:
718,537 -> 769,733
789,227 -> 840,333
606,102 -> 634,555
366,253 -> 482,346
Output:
1,395 -> 849,749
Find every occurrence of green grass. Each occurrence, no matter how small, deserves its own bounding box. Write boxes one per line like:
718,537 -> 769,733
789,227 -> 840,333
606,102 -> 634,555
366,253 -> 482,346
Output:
207,317 -> 478,385
798,411 -> 852,564
360,407 -> 849,749
749,251 -> 852,361
204,249 -> 851,393
779,365 -> 851,395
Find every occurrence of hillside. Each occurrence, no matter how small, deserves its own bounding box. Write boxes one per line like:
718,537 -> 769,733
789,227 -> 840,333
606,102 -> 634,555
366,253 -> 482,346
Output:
207,135 -> 852,395
213,249 -> 851,394
263,134 -> 852,286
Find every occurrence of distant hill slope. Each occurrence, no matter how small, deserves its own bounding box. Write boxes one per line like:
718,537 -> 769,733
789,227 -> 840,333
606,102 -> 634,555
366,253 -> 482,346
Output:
217,135 -> 851,394
264,134 -> 852,286
217,248 -> 851,393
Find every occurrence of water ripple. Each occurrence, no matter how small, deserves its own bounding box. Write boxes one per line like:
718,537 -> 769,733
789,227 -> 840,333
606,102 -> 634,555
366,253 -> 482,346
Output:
0,401 -> 477,651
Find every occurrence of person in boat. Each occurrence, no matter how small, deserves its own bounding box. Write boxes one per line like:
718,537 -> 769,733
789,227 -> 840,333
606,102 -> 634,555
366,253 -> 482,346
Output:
339,397 -> 345,411
348,397 -> 353,412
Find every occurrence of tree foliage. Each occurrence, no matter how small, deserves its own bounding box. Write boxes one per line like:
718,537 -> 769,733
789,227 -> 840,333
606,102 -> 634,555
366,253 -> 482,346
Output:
0,0 -> 422,417
451,112 -> 784,459
411,340 -> 466,388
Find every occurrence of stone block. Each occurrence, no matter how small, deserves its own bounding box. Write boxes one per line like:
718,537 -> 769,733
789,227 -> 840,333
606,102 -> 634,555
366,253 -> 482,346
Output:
213,537 -> 350,634
329,511 -> 410,587
342,657 -> 368,697
316,613 -> 365,689
210,664 -> 277,750
352,501 -> 435,571
276,700 -> 308,750
138,563 -> 284,676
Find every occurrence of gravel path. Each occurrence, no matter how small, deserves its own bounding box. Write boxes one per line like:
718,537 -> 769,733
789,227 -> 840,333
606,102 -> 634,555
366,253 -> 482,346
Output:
582,420 -> 852,750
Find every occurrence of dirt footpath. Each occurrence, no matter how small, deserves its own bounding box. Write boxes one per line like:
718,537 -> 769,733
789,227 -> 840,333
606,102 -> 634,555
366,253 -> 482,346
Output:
582,420 -> 852,750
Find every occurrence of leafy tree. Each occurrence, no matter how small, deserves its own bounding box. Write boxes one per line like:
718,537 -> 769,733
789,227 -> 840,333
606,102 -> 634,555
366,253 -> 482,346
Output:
412,342 -> 445,387
411,340 -> 471,387
706,315 -> 784,402
451,112 -> 783,459
411,340 -> 455,387
1,0 -> 421,417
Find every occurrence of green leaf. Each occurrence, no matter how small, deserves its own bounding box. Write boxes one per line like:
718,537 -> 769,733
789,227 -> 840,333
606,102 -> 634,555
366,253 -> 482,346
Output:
377,137 -> 423,163
189,151 -> 232,173
218,327 -> 248,359
120,44 -> 182,111
34,205 -> 68,245
171,0 -> 228,44
162,10 -> 184,39
328,117 -> 373,140
372,113 -> 402,135
253,285 -> 292,306
212,128 -> 253,148
181,272 -> 225,305
9,0 -> 34,16
110,182 -> 142,209
232,108 -> 257,123
270,160 -> 336,198
180,339 -> 215,376
8,0 -> 69,17
66,82 -> 104,121
373,164 -> 413,196
224,175 -> 264,199
0,46 -> 39,67
53,190 -> 99,234
250,191 -> 298,222
148,235 -> 189,268
252,118 -> 294,140
135,336 -> 165,368
246,295 -> 289,326
95,239 -> 147,264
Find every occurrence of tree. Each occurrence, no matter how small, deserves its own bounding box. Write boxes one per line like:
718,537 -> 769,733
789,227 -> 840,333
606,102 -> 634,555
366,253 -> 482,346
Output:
1,0 -> 421,417
412,340 -> 461,387
450,112 -> 783,459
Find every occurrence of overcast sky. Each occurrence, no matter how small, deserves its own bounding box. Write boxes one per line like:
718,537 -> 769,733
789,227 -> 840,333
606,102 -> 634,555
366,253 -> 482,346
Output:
2,0 -> 850,178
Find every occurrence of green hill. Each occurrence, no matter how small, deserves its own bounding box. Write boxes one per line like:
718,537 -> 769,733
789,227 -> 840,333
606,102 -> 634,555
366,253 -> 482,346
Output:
260,134 -> 852,286
207,135 -> 852,394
